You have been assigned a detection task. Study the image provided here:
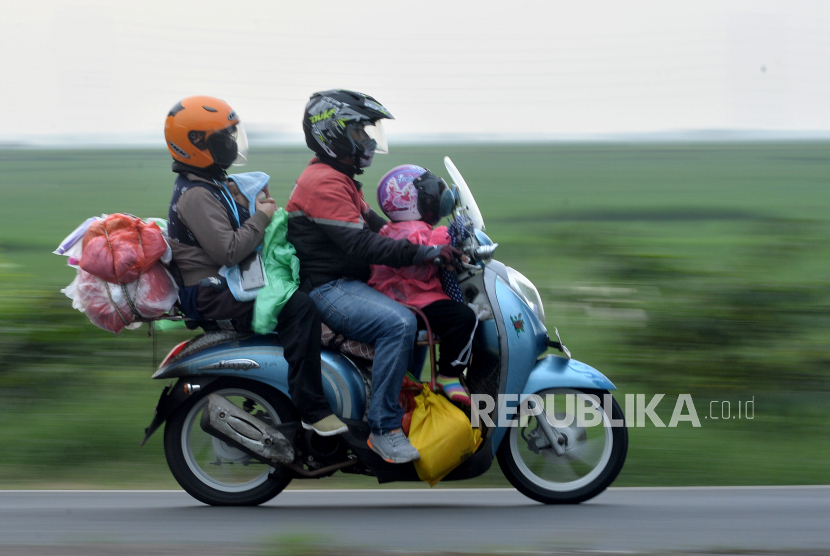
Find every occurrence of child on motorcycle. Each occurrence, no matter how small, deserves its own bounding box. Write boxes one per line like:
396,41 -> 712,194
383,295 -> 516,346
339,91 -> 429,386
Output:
368,165 -> 477,405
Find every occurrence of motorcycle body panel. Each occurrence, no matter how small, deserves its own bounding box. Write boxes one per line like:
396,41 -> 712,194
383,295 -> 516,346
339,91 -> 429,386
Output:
521,356 -> 617,400
480,261 -> 540,454
153,335 -> 367,421
474,318 -> 500,357
494,275 -> 548,396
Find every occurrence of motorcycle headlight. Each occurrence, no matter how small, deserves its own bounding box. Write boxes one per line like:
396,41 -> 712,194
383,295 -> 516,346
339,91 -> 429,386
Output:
506,267 -> 546,323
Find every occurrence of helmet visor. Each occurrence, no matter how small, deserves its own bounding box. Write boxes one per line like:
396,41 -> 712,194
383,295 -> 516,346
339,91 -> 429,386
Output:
207,123 -> 248,167
364,120 -> 388,154
231,123 -> 248,166
438,183 -> 456,219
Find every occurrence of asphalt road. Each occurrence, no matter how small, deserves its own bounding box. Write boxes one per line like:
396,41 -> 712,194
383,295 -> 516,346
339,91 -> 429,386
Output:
0,487 -> 828,554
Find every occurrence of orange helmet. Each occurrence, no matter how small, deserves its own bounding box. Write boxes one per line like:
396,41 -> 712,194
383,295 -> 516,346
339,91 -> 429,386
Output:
164,96 -> 248,169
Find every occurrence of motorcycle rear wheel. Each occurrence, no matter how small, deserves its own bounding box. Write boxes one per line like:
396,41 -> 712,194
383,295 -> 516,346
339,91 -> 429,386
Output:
497,388 -> 627,504
164,378 -> 296,506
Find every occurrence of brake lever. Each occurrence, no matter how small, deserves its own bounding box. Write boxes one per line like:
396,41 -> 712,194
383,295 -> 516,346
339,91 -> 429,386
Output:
433,257 -> 477,273
474,243 -> 498,259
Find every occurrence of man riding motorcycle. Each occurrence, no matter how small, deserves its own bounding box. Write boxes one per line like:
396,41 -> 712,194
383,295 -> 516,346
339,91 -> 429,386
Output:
286,89 -> 460,463
164,95 -> 348,436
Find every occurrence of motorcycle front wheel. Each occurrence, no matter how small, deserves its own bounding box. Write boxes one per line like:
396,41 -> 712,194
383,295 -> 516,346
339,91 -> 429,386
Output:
163,378 -> 296,506
497,388 -> 627,504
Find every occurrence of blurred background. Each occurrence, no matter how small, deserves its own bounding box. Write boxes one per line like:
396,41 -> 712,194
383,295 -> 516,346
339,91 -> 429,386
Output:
1,0 -> 829,488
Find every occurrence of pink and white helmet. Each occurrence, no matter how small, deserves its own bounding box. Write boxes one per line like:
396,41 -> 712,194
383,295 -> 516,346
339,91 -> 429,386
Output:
377,165 -> 427,222
377,164 -> 456,225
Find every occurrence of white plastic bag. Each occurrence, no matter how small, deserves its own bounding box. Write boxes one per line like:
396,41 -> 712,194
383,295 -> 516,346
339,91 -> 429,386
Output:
63,263 -> 179,334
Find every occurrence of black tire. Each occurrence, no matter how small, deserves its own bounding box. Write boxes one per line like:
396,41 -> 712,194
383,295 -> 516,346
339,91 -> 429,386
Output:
163,378 -> 296,506
497,389 -> 628,504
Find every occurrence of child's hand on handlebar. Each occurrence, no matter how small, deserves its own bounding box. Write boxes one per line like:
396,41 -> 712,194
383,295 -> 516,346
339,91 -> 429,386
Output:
414,244 -> 464,268
423,245 -> 462,267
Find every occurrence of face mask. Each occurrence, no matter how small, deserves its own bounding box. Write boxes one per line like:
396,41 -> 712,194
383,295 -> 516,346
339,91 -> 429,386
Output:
356,138 -> 377,168
358,148 -> 375,168
207,127 -> 239,168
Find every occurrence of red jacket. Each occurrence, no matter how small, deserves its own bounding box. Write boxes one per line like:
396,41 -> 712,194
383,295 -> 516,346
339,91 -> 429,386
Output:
368,221 -> 451,308
286,160 -> 420,290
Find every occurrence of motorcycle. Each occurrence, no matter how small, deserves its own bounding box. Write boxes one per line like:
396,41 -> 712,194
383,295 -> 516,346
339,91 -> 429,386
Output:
141,156 -> 628,506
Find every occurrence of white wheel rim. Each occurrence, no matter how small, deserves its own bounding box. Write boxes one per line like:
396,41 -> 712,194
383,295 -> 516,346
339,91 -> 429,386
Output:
181,388 -> 279,493
509,390 -> 614,492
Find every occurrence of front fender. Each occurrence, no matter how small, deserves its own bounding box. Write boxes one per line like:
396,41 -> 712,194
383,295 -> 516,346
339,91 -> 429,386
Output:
520,355 -> 616,401
490,355 -> 618,456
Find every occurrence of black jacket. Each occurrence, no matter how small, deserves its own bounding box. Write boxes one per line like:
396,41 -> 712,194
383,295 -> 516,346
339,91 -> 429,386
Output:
286,159 -> 421,290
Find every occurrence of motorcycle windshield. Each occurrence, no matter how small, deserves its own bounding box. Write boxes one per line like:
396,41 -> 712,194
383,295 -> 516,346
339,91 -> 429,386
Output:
444,156 -> 485,231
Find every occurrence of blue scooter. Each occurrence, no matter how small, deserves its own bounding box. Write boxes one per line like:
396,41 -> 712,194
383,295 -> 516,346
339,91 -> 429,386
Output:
142,157 -> 627,506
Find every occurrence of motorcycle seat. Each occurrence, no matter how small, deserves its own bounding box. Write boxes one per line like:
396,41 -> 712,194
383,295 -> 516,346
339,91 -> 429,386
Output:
170,314 -> 434,365
320,323 -> 375,361
187,318 -> 378,362
319,325 -> 440,362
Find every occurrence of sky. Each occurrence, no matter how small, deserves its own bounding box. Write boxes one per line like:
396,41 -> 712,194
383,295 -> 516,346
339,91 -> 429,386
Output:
2,0 -> 830,146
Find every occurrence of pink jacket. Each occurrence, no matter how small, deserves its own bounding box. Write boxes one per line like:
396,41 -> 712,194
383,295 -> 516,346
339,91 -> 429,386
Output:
368,221 -> 451,308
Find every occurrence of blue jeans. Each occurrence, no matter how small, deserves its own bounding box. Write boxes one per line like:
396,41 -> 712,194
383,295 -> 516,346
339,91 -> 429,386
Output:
310,279 -> 417,434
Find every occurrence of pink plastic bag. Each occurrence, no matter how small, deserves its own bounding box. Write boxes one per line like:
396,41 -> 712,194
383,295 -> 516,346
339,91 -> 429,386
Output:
80,214 -> 167,284
65,263 -> 178,334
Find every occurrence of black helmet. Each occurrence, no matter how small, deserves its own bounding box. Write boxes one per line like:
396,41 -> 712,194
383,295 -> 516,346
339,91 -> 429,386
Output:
413,171 -> 456,226
303,90 -> 394,167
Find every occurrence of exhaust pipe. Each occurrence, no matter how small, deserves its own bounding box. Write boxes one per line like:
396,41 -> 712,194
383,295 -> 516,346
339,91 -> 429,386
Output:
200,394 -> 295,465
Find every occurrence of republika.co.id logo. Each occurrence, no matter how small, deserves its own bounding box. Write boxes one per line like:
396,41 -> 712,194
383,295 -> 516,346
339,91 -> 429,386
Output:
470,393 -> 755,428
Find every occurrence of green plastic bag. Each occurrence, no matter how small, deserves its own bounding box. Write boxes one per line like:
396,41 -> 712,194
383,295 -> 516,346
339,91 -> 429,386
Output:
252,208 -> 301,334
151,319 -> 187,332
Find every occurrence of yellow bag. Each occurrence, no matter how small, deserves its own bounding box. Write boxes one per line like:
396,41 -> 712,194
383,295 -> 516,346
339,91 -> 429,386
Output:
408,387 -> 483,486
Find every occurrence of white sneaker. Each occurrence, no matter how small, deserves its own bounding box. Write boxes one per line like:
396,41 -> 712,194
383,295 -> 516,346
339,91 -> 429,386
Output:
301,414 -> 348,436
367,429 -> 420,464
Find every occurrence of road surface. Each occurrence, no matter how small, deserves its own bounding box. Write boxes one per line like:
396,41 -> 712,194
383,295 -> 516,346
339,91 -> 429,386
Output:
0,486 -> 827,554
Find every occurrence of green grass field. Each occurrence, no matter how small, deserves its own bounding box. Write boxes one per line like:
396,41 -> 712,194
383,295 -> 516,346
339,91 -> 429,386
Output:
1,143 -> 829,488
